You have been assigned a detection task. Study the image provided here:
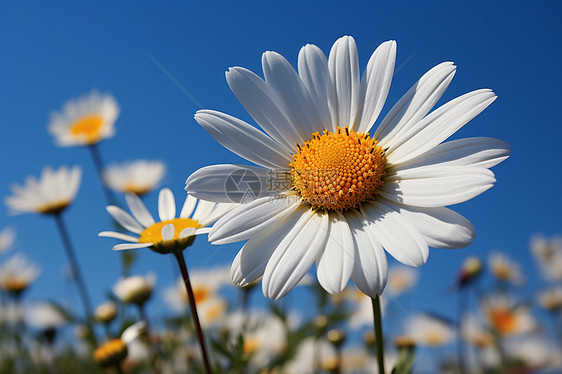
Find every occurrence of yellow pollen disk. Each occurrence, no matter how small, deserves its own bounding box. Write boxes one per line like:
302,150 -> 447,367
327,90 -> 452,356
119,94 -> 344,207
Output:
37,200 -> 71,215
122,182 -> 151,196
69,115 -> 105,144
290,126 -> 386,212
489,309 -> 517,335
138,218 -> 200,244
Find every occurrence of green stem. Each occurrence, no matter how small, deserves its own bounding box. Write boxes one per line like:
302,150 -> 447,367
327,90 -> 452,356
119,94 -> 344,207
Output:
372,295 -> 385,374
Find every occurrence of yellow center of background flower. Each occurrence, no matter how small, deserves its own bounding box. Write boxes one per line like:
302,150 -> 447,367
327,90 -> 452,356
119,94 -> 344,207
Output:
290,127 -> 386,211
489,309 -> 517,334
69,115 -> 104,144
138,218 -> 200,244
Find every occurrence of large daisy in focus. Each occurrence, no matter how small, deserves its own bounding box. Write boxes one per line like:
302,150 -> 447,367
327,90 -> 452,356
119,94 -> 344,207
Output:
185,35 -> 510,300
5,166 -> 82,215
48,90 -> 119,147
99,188 -> 233,254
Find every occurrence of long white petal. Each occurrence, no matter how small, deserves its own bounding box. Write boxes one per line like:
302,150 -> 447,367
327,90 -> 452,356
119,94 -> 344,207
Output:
113,243 -> 151,251
226,67 -> 301,152
98,231 -> 140,243
125,194 -> 155,228
392,137 -> 511,170
263,210 -> 329,300
388,201 -> 475,249
231,206 -> 306,286
347,209 -> 388,298
374,62 -> 457,147
158,188 -> 176,221
381,166 -> 496,207
192,200 -> 216,222
185,164 -> 285,203
179,194 -> 197,219
197,203 -> 236,228
362,201 -> 428,267
298,43 -> 337,131
195,110 -> 292,169
316,212 -> 355,294
387,89 -> 497,164
106,206 -> 144,234
209,195 -> 301,244
263,51 -> 323,137
179,227 -> 196,239
329,36 -> 360,128
355,40 -> 396,133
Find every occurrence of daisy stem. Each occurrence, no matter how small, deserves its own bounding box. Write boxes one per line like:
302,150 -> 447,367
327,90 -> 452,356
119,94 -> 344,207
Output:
457,288 -> 467,374
88,144 -> 118,207
174,251 -> 212,374
371,295 -> 385,374
53,213 -> 97,345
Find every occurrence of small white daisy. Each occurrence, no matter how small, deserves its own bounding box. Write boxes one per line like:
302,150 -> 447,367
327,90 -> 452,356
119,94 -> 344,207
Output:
537,286 -> 562,311
481,294 -> 535,336
404,314 -> 456,347
26,302 -> 68,330
0,227 -> 16,255
103,159 -> 166,196
386,265 -> 419,296
48,90 -> 119,147
0,253 -> 41,296
112,273 -> 155,306
489,251 -> 524,285
5,166 -> 82,215
530,234 -> 562,281
99,188 -> 234,254
185,35 -> 510,300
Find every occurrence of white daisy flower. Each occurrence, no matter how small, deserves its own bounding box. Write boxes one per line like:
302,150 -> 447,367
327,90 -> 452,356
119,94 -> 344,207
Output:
26,302 -> 68,330
5,166 -> 82,215
112,273 -> 155,306
185,35 -> 510,300
0,227 -> 16,255
0,253 -> 41,296
537,286 -> 562,311
489,251 -> 524,285
99,188 -> 234,254
386,265 -> 419,296
530,234 -> 562,281
404,314 -> 456,347
102,159 -> 166,196
481,294 -> 535,336
48,90 -> 119,147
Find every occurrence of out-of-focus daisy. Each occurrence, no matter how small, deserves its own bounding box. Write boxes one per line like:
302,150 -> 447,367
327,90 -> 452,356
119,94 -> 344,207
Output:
404,314 -> 455,346
386,265 -> 419,296
113,274 -> 155,306
482,295 -> 535,336
186,35 -> 510,300
530,234 -> 562,281
537,286 -> 562,312
164,266 -> 230,312
461,315 -> 494,348
0,254 -> 40,296
26,302 -> 68,331
347,290 -> 387,330
103,160 -> 166,196
5,166 -> 81,215
456,256 -> 483,288
489,251 -> 524,285
99,188 -> 233,254
0,227 -> 16,255
284,337 -> 336,374
506,336 -> 562,371
93,321 -> 146,369
48,91 -> 119,147
95,301 -> 118,324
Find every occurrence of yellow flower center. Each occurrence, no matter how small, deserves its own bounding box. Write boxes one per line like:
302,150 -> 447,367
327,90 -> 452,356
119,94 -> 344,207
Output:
93,339 -> 128,367
489,309 -> 517,335
138,218 -> 200,244
290,127 -> 386,212
425,331 -> 445,346
37,200 -> 71,215
1,278 -> 30,294
122,182 -> 151,196
243,336 -> 260,354
69,115 -> 105,144
193,287 -> 210,304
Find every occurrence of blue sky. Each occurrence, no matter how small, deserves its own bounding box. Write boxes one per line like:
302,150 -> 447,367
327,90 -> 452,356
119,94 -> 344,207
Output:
1,0 -> 561,338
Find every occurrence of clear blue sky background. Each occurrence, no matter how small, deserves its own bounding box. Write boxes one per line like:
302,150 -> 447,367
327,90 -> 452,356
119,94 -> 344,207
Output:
1,0 -> 561,344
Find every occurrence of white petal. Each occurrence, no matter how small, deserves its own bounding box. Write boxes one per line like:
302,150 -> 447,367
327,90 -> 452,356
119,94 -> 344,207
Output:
106,206 -> 144,234
374,62 -> 457,148
390,202 -> 475,249
194,227 -> 211,236
185,164 -> 285,203
355,40 -> 396,133
98,231 -> 140,243
197,203 -> 236,228
362,201 -> 428,267
158,188 -> 176,221
161,223 -> 175,241
195,110 -> 292,169
387,89 -> 497,164
329,36 -> 360,128
125,194 -> 155,228
113,243 -> 151,251
381,166 -> 496,207
179,227 -> 197,239
179,194 -> 197,219
393,137 -> 511,170
262,51 -> 323,137
316,212 -> 355,294
226,67 -> 301,152
298,43 -> 337,131
209,194 -> 301,244
231,206 -> 306,286
347,209 -> 388,297
192,199 -> 216,222
262,210 -> 329,300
